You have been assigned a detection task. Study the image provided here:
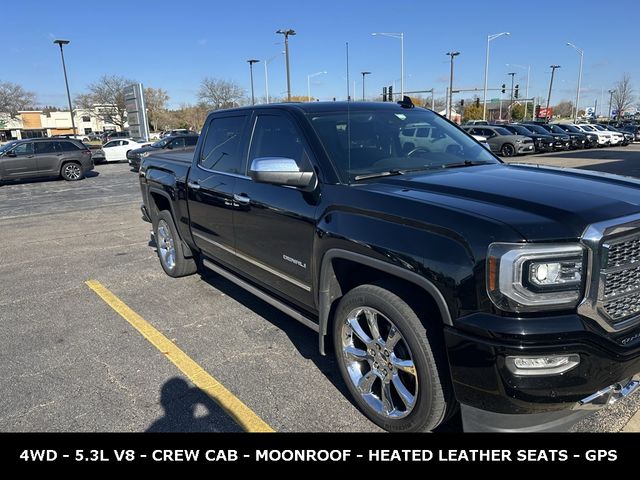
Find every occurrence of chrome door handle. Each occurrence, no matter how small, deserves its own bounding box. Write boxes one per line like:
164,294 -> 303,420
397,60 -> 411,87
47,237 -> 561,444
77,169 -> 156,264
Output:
187,181 -> 201,190
233,193 -> 251,205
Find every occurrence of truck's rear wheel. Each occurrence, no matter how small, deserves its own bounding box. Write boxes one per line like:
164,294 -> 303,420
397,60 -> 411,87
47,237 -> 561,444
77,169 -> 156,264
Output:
154,210 -> 197,277
333,284 -> 449,432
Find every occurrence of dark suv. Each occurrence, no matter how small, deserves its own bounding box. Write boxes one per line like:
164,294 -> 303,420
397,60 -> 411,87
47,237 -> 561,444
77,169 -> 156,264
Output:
0,138 -> 94,182
127,134 -> 199,171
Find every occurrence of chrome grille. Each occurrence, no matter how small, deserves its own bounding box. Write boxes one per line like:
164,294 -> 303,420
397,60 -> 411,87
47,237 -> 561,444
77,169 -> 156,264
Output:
608,237 -> 640,267
602,233 -> 640,323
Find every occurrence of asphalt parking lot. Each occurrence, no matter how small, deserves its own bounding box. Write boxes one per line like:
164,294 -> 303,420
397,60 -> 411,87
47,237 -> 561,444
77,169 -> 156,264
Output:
1,146 -> 639,433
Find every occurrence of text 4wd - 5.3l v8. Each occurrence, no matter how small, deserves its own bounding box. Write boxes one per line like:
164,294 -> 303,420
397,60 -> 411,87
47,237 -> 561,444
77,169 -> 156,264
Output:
138,100 -> 640,432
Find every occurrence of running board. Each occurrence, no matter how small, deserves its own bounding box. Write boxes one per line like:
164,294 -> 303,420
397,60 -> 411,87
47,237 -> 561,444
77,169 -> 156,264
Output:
202,258 -> 319,332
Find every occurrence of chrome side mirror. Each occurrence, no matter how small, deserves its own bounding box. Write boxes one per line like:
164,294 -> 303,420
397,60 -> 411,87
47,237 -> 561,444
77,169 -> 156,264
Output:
249,157 -> 316,190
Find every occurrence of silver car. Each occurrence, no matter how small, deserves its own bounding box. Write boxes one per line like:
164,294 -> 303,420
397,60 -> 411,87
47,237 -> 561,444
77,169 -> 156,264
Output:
462,125 -> 535,157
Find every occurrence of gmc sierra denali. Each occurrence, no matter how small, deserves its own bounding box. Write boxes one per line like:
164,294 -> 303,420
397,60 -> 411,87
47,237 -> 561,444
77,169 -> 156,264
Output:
138,100 -> 640,432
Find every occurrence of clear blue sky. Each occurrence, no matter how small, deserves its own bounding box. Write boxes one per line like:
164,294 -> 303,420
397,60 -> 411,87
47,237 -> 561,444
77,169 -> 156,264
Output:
5,0 -> 638,110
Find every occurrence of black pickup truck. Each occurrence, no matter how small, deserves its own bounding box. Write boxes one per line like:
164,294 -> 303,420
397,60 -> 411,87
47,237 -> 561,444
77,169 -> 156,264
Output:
138,100 -> 640,432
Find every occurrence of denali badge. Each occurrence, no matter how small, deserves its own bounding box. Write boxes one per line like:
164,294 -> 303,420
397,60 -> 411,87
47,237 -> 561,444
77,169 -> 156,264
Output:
621,331 -> 640,346
283,254 -> 307,269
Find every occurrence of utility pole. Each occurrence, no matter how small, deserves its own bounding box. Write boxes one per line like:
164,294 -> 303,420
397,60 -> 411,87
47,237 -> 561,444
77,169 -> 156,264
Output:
276,29 -> 296,101
53,39 -> 76,135
546,65 -> 561,122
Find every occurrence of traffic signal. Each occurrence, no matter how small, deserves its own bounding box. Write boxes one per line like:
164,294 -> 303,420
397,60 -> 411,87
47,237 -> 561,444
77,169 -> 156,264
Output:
382,87 -> 387,102
388,85 -> 393,101
514,84 -> 519,99
501,84 -> 506,94
475,98 -> 480,107
460,99 -> 465,107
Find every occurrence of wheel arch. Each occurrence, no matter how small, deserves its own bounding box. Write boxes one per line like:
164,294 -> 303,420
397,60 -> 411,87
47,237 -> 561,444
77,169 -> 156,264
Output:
148,188 -> 195,259
318,249 -> 453,355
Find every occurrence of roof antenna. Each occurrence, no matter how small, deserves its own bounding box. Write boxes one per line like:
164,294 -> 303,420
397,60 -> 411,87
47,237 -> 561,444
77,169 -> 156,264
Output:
397,95 -> 414,108
346,42 -> 351,101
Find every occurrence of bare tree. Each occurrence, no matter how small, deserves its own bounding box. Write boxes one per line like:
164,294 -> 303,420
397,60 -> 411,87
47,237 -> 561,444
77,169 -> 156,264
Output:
176,103 -> 209,131
612,74 -> 635,120
553,100 -> 574,118
144,87 -> 169,132
198,78 -> 246,110
0,81 -> 36,117
76,75 -> 136,130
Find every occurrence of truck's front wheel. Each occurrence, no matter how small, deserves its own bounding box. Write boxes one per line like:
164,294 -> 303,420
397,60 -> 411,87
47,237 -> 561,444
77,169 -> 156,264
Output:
333,284 -> 449,432
154,210 -> 197,277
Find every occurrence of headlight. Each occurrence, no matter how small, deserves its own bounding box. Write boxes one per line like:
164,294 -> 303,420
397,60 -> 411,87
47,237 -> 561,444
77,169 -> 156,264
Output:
487,243 -> 585,312
142,151 -> 152,158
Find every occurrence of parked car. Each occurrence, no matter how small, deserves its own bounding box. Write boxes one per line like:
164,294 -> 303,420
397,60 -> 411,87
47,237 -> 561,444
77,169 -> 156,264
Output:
139,101 -> 640,433
597,124 -> 631,145
101,131 -> 130,143
575,124 -> 613,146
0,138 -> 93,182
127,134 -> 199,171
86,132 -> 104,142
620,124 -> 640,142
471,135 -> 491,150
501,124 -> 555,153
160,129 -> 197,138
555,123 -> 599,148
522,123 -> 572,150
534,123 -> 586,149
102,138 -> 151,162
52,133 -> 91,142
461,125 -> 534,156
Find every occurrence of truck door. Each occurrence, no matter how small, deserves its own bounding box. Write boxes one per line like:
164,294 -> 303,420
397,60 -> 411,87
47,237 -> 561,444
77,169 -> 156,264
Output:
187,113 -> 249,267
232,112 -> 318,309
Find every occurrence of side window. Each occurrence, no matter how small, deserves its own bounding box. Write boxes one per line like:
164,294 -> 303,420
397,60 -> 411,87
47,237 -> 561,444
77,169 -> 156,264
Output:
58,141 -> 79,152
198,115 -> 247,173
34,142 -> 56,154
12,143 -> 34,155
121,140 -> 129,145
248,114 -> 309,169
416,128 -> 430,138
171,138 -> 186,149
186,136 -> 198,146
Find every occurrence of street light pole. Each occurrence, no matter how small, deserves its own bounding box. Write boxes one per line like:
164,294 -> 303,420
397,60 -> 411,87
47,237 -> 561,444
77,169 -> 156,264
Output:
276,29 -> 296,101
446,51 -> 460,120
506,63 -> 530,119
507,72 -> 515,121
483,32 -> 510,120
53,39 -> 76,135
361,71 -> 371,101
307,71 -> 327,102
546,65 -> 561,122
608,89 -> 615,120
371,32 -> 404,97
567,42 -> 584,123
247,59 -> 260,105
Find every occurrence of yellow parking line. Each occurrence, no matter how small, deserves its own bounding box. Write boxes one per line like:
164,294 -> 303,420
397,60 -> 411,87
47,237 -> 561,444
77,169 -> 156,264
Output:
85,279 -> 274,433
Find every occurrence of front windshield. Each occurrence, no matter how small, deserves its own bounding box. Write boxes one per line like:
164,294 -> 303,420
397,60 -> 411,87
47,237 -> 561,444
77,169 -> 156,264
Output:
0,140 -> 18,153
308,108 -> 499,182
509,125 -> 533,135
561,124 -> 581,133
549,125 -> 566,134
151,138 -> 171,148
526,124 -> 550,135
592,125 -> 606,131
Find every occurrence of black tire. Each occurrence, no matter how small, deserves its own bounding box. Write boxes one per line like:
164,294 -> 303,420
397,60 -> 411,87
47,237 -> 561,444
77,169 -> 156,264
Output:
153,210 -> 197,277
332,283 -> 450,432
60,162 -> 84,181
500,143 -> 516,157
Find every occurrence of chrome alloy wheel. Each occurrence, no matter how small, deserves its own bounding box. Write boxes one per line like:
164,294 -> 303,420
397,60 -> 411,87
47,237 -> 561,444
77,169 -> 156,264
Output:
157,219 -> 176,270
63,163 -> 81,180
341,307 -> 418,419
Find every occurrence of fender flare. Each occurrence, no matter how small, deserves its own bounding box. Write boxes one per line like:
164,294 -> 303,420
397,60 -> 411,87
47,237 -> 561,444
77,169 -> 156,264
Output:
148,187 -> 195,258
317,249 -> 453,355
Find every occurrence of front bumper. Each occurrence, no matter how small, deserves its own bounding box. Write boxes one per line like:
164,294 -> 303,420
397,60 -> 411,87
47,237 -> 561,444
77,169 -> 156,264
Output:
445,312 -> 640,431
516,144 -> 535,154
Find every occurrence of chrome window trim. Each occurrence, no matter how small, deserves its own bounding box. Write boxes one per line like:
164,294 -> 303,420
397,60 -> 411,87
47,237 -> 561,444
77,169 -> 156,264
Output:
578,212 -> 640,332
192,231 -> 311,292
194,163 -> 250,179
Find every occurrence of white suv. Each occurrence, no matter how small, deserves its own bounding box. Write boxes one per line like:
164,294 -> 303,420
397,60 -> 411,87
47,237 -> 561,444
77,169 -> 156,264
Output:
576,124 -> 612,146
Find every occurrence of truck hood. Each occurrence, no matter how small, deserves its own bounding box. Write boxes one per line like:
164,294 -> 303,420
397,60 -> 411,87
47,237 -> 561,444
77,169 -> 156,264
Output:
363,163 -> 640,241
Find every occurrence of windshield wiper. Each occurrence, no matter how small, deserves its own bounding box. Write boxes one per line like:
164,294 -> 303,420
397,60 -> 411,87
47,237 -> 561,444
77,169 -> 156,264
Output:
440,160 -> 494,169
353,166 -> 436,181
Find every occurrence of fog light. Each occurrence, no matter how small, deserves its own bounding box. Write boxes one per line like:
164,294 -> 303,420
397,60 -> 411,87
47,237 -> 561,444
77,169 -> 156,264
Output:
506,354 -> 580,376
